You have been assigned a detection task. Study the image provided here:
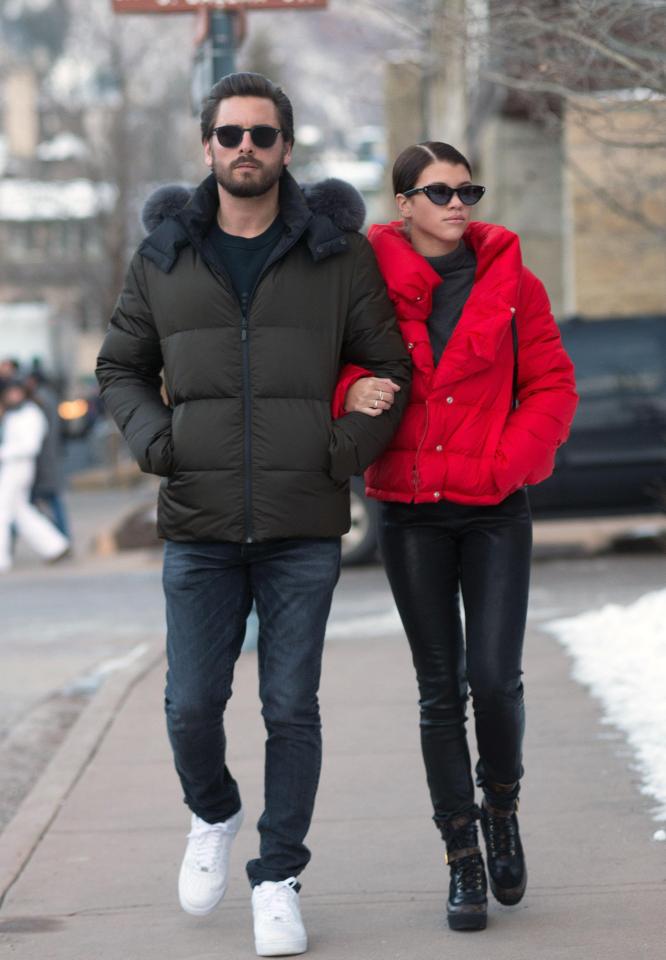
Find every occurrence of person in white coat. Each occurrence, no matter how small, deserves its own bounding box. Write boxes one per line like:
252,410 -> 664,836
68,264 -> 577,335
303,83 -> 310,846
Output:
0,380 -> 69,573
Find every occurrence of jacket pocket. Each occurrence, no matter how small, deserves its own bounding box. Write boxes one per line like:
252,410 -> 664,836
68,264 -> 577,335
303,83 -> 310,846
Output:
146,429 -> 174,477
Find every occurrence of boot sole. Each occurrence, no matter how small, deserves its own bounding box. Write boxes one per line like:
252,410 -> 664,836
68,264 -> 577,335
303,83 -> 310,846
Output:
489,868 -> 527,906
447,904 -> 487,931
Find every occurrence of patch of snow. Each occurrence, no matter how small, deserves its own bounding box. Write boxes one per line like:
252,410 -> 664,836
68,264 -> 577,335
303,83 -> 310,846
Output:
36,132 -> 89,162
0,179 -> 117,220
545,590 -> 666,822
63,643 -> 150,696
47,56 -> 98,106
653,829 -> 666,842
594,87 -> 665,103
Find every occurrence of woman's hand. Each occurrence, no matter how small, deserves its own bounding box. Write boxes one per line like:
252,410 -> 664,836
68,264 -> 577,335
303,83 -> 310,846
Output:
344,377 -> 401,417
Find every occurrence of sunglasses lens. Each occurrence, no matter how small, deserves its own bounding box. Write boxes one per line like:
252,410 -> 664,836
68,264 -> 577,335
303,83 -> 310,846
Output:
250,126 -> 280,148
458,185 -> 485,205
215,125 -> 243,148
425,185 -> 453,205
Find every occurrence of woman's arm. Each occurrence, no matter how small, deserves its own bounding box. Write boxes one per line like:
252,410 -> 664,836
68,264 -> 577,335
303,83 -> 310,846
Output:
332,364 -> 401,419
492,270 -> 578,497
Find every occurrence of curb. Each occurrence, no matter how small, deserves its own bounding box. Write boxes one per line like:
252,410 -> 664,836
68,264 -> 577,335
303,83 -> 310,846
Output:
0,643 -> 164,906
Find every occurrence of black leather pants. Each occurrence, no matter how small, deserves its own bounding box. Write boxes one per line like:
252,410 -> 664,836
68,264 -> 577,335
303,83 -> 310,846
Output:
378,489 -> 532,825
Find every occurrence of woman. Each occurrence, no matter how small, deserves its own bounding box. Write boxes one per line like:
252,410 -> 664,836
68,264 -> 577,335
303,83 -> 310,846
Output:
335,142 -> 577,931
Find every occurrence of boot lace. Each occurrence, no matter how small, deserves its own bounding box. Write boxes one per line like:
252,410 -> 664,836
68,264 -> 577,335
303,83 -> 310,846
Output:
452,853 -> 486,894
486,810 -> 518,859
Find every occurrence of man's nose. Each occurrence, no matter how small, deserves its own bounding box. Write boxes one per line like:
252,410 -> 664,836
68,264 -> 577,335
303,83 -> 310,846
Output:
239,130 -> 254,151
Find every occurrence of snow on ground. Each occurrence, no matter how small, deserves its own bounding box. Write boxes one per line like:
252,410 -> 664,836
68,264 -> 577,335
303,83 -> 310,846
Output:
0,179 -> 116,220
545,589 -> 666,824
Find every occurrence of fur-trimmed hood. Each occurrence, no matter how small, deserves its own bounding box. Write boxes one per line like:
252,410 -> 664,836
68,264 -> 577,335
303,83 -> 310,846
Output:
138,170 -> 366,273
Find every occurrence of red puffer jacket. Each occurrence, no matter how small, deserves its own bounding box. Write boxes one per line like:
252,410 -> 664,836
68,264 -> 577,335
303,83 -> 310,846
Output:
333,220 -> 578,505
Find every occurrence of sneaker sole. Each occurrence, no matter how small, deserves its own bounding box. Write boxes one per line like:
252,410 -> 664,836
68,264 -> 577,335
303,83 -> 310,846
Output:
254,936 -> 307,956
179,884 -> 227,917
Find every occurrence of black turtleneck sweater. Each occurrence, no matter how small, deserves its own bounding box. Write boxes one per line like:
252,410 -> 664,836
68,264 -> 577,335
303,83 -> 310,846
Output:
425,241 -> 477,365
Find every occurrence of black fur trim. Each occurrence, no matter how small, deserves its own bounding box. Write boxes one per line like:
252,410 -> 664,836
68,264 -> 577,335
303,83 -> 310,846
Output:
301,178 -> 366,233
141,177 -> 365,235
141,184 -> 193,233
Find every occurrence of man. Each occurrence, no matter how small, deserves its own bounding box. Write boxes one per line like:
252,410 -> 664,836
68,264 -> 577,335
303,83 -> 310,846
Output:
96,72 -> 409,957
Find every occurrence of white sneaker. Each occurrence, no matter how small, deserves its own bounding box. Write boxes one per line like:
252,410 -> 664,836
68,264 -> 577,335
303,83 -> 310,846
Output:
178,807 -> 243,916
251,877 -> 307,956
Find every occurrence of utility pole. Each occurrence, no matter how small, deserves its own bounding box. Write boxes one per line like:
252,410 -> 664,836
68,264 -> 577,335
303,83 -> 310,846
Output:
210,11 -> 237,78
110,2 -> 328,112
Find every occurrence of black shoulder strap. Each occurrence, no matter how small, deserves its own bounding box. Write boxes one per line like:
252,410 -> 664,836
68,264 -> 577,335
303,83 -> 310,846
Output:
511,313 -> 519,411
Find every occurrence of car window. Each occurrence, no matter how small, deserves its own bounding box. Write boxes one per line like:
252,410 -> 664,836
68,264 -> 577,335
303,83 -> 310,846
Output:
562,322 -> 665,430
567,326 -> 663,398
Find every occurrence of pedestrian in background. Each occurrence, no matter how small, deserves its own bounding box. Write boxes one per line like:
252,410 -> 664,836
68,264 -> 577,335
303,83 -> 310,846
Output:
96,72 -> 409,957
338,141 -> 578,932
25,370 -> 71,539
0,379 -> 70,573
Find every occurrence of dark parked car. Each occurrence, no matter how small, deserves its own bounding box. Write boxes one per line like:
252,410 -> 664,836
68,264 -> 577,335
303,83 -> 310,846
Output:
528,314 -> 666,517
342,315 -> 666,563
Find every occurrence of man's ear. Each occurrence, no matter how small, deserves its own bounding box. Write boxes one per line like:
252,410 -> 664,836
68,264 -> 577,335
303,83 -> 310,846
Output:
282,140 -> 293,168
203,137 -> 213,169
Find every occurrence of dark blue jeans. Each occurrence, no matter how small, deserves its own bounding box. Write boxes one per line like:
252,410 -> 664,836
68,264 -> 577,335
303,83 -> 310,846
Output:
162,537 -> 341,886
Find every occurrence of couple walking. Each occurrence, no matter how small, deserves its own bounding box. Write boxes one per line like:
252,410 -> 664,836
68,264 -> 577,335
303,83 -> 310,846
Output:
97,72 -> 577,955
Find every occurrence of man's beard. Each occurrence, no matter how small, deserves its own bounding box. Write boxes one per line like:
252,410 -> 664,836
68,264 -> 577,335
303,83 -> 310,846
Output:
212,154 -> 284,198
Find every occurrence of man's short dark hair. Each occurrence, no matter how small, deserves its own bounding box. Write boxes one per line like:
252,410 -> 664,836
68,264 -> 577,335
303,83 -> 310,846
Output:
200,72 -> 295,146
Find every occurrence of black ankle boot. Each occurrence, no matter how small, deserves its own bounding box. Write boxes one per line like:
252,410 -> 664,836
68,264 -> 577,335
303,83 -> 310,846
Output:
441,814 -> 488,931
480,800 -> 527,905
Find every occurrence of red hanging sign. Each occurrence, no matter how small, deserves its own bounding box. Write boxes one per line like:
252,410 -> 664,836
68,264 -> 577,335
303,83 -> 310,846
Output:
112,1 -> 327,12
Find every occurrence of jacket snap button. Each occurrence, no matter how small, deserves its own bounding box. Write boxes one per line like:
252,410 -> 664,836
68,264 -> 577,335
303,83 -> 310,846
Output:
510,306 -> 516,314
433,491 -> 441,499
415,296 -> 423,302
436,444 -> 443,452
446,396 -> 454,404
408,342 -> 414,350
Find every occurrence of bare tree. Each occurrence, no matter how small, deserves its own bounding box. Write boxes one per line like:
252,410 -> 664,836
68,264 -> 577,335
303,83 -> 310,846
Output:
41,0 -> 200,326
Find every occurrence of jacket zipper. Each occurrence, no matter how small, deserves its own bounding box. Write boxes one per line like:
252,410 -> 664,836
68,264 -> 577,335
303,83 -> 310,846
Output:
240,291 -> 253,542
192,224 -> 309,543
238,230 -> 305,542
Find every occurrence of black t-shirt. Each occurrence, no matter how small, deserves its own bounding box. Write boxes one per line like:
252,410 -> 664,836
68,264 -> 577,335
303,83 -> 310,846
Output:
207,215 -> 284,306
425,241 -> 477,365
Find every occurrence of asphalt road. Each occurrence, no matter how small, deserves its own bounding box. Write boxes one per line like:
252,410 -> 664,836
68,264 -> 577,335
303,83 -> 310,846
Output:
0,483 -> 664,833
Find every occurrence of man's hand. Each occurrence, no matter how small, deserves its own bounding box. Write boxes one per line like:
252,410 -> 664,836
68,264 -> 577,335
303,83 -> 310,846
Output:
343,377 -> 401,417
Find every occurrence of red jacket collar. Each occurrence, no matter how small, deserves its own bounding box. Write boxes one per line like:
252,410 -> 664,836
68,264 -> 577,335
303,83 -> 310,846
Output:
368,220 -> 524,387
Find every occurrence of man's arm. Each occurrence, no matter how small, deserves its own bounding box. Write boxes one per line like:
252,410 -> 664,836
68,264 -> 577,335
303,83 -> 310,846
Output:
329,236 -> 411,482
95,253 -> 174,476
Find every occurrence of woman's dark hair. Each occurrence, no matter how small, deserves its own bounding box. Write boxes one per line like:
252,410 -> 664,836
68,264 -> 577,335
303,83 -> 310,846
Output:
200,72 -> 295,145
392,142 -> 472,195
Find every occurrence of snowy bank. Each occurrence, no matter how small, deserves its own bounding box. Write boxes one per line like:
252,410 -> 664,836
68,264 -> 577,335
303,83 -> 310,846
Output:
545,589 -> 666,824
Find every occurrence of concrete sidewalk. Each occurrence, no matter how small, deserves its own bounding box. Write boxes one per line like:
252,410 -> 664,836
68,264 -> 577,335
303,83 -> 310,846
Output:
0,617 -> 664,959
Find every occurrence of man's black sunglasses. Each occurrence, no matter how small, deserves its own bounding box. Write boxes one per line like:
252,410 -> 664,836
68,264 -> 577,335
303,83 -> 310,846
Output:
403,183 -> 486,206
212,125 -> 283,149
